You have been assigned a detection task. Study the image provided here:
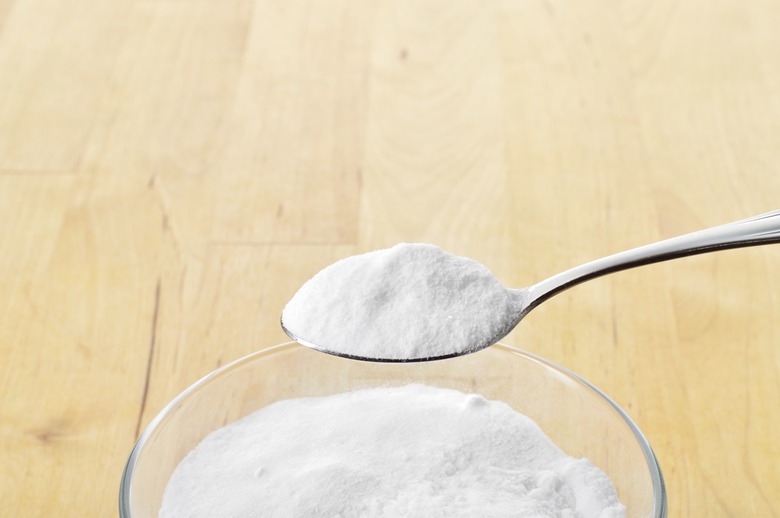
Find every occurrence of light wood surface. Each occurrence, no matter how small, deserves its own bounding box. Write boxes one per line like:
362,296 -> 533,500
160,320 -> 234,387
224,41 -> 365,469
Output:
1,0 -> 779,516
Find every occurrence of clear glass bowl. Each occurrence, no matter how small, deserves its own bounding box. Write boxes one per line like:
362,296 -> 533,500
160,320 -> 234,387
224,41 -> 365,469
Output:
120,342 -> 667,517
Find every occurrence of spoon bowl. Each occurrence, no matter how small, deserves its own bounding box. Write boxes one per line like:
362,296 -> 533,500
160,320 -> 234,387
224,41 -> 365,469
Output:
283,210 -> 780,362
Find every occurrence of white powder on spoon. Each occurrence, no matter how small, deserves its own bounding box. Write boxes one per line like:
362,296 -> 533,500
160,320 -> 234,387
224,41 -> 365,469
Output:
282,243 -> 517,360
159,384 -> 626,518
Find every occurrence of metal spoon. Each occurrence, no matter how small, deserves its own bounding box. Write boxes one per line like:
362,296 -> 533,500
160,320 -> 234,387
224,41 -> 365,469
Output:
283,210 -> 780,362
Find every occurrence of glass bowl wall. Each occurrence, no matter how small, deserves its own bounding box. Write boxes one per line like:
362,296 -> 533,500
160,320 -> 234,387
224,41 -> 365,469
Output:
120,342 -> 666,518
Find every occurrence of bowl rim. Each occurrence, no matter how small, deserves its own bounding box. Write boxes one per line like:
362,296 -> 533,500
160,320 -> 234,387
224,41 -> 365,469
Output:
119,342 -> 667,518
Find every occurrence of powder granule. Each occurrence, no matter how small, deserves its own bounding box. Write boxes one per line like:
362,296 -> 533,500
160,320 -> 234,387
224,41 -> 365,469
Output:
160,385 -> 626,518
282,243 -> 517,360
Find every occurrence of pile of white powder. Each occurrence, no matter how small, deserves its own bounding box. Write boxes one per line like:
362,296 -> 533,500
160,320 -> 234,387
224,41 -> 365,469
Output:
282,243 -> 518,360
160,384 -> 625,518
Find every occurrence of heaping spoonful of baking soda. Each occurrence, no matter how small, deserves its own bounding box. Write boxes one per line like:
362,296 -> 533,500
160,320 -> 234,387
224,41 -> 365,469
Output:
282,210 -> 780,362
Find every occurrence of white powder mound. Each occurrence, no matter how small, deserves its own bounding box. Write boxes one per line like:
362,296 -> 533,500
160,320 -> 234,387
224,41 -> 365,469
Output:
282,243 -> 518,360
160,385 -> 625,518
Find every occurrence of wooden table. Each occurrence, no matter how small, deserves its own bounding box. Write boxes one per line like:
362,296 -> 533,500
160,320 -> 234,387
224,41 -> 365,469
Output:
2,1 -> 779,516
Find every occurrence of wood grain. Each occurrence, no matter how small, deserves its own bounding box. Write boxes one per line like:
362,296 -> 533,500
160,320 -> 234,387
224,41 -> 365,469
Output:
1,0 -> 779,516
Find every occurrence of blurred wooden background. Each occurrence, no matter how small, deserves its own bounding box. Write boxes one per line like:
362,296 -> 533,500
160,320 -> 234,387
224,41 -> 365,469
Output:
1,0 -> 779,516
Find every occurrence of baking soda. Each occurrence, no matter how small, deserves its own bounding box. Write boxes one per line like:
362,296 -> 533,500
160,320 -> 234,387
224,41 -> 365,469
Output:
282,243 -> 517,360
160,384 -> 625,518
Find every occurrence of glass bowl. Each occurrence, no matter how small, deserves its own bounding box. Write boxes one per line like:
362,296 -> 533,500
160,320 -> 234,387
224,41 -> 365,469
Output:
120,342 -> 667,517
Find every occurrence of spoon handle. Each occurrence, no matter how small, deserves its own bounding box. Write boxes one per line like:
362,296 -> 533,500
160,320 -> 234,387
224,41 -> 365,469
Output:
522,209 -> 780,314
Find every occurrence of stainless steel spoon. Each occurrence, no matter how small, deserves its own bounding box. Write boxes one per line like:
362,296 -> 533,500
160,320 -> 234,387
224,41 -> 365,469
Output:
283,210 -> 780,362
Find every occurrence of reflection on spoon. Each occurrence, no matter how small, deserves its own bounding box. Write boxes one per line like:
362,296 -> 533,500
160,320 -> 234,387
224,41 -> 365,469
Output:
282,210 -> 780,363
